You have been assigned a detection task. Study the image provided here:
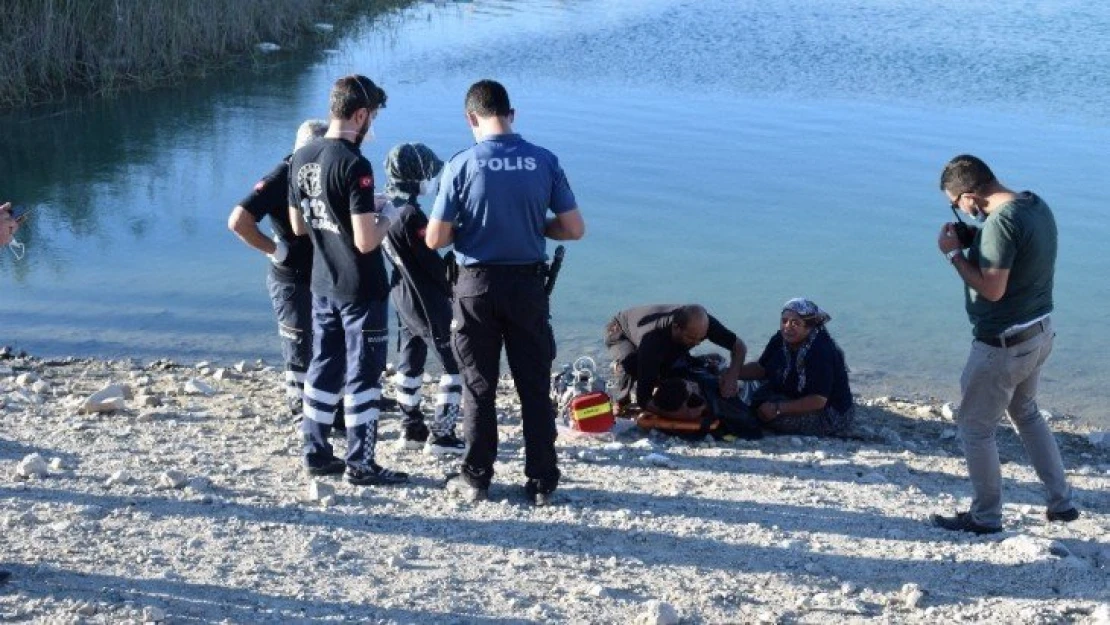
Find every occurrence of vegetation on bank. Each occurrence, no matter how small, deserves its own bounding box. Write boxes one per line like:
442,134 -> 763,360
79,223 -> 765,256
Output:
0,0 -> 407,109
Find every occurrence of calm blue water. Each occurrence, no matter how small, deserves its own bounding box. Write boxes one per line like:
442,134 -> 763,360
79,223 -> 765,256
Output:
2,0 -> 1109,426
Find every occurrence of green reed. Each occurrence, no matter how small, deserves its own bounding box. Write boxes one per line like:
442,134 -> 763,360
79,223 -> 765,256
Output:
0,0 -> 405,109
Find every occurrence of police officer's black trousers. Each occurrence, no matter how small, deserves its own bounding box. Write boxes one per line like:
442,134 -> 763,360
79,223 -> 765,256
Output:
452,266 -> 559,491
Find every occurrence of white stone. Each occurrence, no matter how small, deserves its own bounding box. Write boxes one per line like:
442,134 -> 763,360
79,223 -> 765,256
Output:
1090,603 -> 1109,625
157,470 -> 188,490
636,600 -> 680,625
106,470 -> 131,486
901,583 -> 924,609
586,584 -> 609,598
941,403 -> 957,420
233,360 -> 248,373
184,378 -> 216,396
143,606 -> 166,622
82,383 -> 132,414
642,453 -> 676,469
1000,535 -> 1057,562
75,602 -> 98,616
195,361 -> 210,369
307,480 -> 335,502
212,368 -> 232,381
16,453 -> 49,478
915,405 -> 933,417
15,372 -> 38,387
31,380 -> 50,394
48,457 -> 66,471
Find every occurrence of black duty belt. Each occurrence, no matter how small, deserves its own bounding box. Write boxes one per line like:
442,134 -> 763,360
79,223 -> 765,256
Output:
976,319 -> 1047,348
462,263 -> 546,276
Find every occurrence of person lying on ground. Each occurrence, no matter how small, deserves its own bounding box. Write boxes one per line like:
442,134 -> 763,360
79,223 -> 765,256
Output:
736,298 -> 854,436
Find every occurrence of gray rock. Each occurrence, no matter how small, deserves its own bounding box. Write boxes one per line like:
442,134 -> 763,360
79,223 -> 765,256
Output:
136,394 -> 162,408
106,470 -> 131,486
233,360 -> 248,373
642,453 -> 676,469
31,380 -> 50,394
143,605 -> 166,622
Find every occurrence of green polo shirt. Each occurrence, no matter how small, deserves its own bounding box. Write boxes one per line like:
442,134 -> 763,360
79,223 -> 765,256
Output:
965,192 -> 1056,338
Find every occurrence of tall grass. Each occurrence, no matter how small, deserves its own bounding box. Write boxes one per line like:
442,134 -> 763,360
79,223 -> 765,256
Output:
0,0 -> 403,109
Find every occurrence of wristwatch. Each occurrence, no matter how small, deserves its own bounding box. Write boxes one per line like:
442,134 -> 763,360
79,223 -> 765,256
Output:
945,249 -> 961,263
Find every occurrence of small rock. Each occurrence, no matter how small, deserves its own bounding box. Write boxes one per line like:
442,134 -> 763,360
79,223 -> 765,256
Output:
636,600 -> 680,625
941,403 -> 957,419
195,361 -> 211,369
233,360 -> 248,373
106,470 -> 131,486
915,405 -> 933,417
307,480 -> 335,502
789,437 -> 803,446
136,394 -> 162,408
82,383 -> 132,413
157,470 -> 188,490
387,555 -> 405,569
320,495 -> 336,508
1091,603 -> 1109,625
212,368 -> 232,381
74,602 -> 98,616
48,457 -> 66,471
586,584 -> 609,598
939,428 -> 957,440
15,372 -> 38,387
642,453 -> 676,469
901,583 -> 925,609
143,606 -> 166,622
184,378 -> 216,396
16,453 -> 49,478
31,380 -> 50,394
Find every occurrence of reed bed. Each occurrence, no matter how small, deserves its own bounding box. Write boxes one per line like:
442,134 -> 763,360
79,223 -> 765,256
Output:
0,0 -> 401,109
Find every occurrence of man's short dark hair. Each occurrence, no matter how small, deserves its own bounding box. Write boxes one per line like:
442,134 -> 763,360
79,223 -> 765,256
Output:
330,75 -> 387,120
465,79 -> 512,117
673,305 -> 706,330
939,154 -> 996,195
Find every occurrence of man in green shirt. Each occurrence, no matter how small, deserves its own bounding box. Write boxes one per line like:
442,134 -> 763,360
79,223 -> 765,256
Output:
932,154 -> 1078,534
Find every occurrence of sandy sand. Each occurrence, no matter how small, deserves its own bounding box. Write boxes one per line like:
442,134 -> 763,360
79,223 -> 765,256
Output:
1,352 -> 1107,624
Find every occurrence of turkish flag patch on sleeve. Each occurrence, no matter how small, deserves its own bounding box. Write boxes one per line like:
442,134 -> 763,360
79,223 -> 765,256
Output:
359,175 -> 374,189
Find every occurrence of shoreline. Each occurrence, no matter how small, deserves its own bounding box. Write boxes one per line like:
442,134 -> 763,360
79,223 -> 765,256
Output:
1,352 -> 1107,623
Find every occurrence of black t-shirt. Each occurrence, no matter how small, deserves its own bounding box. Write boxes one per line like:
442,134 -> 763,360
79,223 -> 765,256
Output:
614,304 -> 738,403
238,157 -> 312,283
381,198 -> 453,337
757,330 -> 853,413
288,138 -> 388,303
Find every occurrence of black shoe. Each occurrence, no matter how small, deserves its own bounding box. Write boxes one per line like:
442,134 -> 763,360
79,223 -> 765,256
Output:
444,474 -> 488,502
304,457 -> 346,477
400,422 -> 430,450
426,432 -> 466,456
931,511 -> 1001,535
525,480 -> 556,507
1046,507 -> 1080,523
0,569 -> 10,585
346,463 -> 408,486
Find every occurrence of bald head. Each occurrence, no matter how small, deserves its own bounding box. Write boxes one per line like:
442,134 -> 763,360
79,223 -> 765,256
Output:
672,304 -> 709,348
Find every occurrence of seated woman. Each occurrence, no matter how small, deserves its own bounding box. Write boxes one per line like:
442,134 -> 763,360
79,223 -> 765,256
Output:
738,298 -> 854,436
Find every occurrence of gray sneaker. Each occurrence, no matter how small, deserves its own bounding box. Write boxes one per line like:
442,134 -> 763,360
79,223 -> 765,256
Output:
444,474 -> 488,502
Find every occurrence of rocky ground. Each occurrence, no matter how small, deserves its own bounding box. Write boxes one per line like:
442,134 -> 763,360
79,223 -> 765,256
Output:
1,351 -> 1107,624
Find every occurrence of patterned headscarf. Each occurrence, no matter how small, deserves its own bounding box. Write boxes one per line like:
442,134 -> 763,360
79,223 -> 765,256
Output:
779,298 -> 831,393
383,142 -> 443,202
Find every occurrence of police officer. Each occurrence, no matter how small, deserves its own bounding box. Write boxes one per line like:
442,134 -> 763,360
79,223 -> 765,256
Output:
381,142 -> 465,456
289,75 -> 406,485
228,120 -> 327,421
426,79 -> 585,504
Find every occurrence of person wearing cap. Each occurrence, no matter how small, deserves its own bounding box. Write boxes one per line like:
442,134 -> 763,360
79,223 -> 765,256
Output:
736,298 -> 854,436
605,304 -> 747,418
931,154 -> 1077,534
380,142 -> 466,456
228,120 -> 327,422
425,79 -> 584,505
289,75 -> 407,486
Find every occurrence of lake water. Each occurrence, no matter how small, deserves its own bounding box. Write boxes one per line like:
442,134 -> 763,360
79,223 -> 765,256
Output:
2,0 -> 1109,427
